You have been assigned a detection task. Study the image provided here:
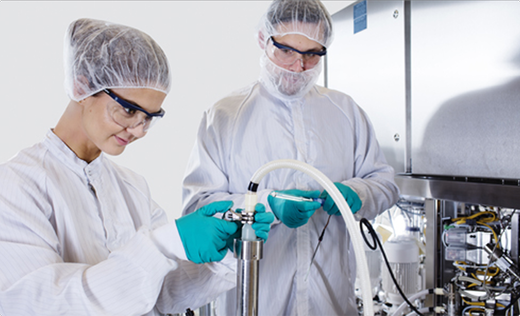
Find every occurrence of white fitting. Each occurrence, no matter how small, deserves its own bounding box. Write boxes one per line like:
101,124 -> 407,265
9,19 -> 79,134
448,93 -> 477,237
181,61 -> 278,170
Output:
433,288 -> 445,296
248,159 -> 374,316
242,192 -> 258,241
244,191 -> 257,214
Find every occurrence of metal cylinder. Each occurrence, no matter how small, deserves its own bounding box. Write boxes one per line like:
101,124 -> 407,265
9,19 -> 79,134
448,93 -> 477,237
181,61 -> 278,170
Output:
446,282 -> 460,316
234,239 -> 263,316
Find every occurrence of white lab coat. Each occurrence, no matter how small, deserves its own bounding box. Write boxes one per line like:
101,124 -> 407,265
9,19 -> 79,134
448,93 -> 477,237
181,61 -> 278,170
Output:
182,82 -> 400,316
0,130 -> 236,316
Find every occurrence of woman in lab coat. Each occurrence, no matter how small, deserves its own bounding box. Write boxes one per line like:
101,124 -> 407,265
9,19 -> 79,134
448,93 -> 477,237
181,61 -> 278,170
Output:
0,18 -> 273,316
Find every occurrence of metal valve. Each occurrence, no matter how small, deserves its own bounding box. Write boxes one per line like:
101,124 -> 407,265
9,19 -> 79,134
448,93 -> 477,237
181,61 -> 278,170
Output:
223,209 -> 255,224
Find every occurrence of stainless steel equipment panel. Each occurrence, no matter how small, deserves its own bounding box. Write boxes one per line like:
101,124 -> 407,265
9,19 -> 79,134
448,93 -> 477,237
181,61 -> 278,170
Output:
410,1 -> 520,178
328,1 -> 520,179
327,0 -> 407,173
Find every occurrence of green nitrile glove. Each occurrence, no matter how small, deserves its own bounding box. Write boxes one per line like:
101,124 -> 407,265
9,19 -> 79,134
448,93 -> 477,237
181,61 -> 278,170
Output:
251,203 -> 275,242
225,220 -> 242,252
267,189 -> 322,228
319,182 -> 362,216
176,200 -> 239,264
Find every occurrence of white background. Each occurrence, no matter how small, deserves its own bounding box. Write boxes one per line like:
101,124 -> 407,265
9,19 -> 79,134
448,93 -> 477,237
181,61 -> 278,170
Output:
0,1 -> 353,221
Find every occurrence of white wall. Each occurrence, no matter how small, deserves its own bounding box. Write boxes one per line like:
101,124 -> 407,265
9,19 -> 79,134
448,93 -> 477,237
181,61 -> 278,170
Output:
0,1 -> 352,221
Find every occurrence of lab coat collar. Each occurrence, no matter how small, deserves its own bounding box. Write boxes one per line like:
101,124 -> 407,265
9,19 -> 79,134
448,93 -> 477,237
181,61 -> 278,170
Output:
43,129 -> 105,181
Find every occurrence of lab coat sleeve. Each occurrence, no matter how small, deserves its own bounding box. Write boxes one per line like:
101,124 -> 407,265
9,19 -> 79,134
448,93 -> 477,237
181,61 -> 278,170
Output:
340,103 -> 400,220
152,220 -> 237,314
155,251 -> 236,313
0,168 -> 175,316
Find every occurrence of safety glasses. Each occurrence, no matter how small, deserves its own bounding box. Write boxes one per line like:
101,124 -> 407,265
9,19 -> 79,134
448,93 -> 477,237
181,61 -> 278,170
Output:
103,89 -> 165,132
270,37 -> 326,69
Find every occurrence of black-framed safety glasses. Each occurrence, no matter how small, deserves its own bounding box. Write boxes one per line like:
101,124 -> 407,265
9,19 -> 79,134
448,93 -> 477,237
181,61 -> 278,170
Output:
103,89 -> 165,132
269,37 -> 326,68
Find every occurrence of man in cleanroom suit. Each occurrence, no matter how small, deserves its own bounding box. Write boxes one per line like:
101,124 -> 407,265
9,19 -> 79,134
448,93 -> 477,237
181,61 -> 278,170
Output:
182,0 -> 400,315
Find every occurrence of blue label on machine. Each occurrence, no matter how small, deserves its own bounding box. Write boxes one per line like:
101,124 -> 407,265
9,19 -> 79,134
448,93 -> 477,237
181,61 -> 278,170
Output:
354,0 -> 367,34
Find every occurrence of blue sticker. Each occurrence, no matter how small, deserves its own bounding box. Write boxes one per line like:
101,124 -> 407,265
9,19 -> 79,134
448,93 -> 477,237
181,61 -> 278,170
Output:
354,0 -> 367,34
354,15 -> 367,34
354,0 -> 367,19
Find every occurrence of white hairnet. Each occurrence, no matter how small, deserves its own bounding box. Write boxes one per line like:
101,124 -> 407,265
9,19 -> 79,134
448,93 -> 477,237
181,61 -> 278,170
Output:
257,0 -> 334,49
64,18 -> 171,102
257,0 -> 332,100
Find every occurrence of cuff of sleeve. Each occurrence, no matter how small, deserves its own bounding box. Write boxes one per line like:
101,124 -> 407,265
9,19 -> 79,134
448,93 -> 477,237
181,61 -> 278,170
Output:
206,251 -> 237,277
150,221 -> 188,261
340,180 -> 363,208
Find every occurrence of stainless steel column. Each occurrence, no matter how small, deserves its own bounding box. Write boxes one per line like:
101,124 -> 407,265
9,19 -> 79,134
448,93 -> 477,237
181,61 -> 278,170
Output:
424,198 -> 439,307
198,302 -> 214,316
234,239 -> 263,316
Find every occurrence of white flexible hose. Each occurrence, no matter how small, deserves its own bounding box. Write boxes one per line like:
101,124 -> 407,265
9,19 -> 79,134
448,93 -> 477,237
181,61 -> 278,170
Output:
404,307 -> 431,316
247,159 -> 374,316
391,289 -> 431,316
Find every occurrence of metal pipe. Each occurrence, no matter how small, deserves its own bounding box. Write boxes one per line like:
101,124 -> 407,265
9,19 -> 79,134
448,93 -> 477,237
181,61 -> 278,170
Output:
446,282 -> 460,316
234,239 -> 263,316
198,302 -> 214,316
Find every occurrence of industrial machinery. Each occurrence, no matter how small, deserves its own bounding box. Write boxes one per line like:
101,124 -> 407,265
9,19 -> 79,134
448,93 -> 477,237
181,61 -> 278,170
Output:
327,1 -> 520,315
363,195 -> 520,315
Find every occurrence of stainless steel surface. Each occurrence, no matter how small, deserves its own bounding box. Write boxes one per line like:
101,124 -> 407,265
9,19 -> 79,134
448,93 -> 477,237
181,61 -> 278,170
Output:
328,0 -> 407,173
396,174 -> 520,209
403,1 -> 411,173
223,209 -> 243,222
199,302 -> 214,316
329,1 -> 520,178
424,198 -> 438,307
234,239 -> 263,316
512,212 -> 519,266
410,1 -> 520,178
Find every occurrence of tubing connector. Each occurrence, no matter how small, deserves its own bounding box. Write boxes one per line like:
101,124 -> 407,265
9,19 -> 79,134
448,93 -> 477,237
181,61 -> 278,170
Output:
484,243 -> 520,281
223,209 -> 255,224
221,190 -> 258,225
244,191 -> 257,213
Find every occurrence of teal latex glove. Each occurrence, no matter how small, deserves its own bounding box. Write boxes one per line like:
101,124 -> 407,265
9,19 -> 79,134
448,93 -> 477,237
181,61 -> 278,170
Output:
176,201 -> 239,264
267,189 -> 322,228
251,203 -> 275,241
320,182 -> 362,216
225,203 -> 275,250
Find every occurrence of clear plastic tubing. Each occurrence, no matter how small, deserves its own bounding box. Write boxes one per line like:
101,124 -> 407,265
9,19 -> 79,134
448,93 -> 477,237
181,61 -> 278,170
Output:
245,159 -> 374,316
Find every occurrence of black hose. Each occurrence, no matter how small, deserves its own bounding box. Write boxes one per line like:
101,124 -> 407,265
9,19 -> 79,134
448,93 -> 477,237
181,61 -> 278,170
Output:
360,218 -> 424,316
